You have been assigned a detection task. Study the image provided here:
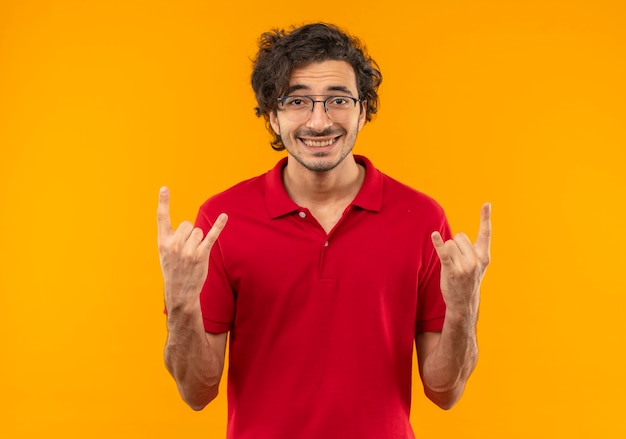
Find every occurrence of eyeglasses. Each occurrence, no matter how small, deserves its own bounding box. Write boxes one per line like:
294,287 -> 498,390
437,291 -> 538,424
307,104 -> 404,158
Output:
277,95 -> 361,122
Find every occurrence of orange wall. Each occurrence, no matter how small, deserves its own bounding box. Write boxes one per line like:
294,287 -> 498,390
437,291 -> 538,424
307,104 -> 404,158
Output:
1,0 -> 625,437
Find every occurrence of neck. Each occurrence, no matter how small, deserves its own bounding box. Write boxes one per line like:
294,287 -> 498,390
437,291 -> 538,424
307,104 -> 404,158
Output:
283,154 -> 365,207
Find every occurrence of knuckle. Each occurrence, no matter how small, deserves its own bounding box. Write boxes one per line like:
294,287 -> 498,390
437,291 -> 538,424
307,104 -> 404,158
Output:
466,258 -> 478,271
193,251 -> 207,264
191,227 -> 205,239
178,221 -> 193,233
454,232 -> 469,242
180,245 -> 196,261
169,238 -> 183,254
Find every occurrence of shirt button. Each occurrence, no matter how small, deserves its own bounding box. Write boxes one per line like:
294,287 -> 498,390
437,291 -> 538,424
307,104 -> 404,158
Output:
324,241 -> 329,247
298,211 -> 306,218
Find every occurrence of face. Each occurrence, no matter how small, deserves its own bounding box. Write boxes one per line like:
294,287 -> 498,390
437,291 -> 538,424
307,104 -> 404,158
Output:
269,60 -> 367,173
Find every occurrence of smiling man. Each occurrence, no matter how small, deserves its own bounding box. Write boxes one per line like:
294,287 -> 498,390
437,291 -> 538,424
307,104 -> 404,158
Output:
157,23 -> 491,439
270,61 -> 364,174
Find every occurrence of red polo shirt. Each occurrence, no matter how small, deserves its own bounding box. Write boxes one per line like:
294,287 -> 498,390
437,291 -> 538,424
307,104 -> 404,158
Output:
195,155 -> 451,439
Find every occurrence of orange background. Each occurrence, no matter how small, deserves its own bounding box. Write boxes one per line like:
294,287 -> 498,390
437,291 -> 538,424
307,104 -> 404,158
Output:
1,0 -> 625,437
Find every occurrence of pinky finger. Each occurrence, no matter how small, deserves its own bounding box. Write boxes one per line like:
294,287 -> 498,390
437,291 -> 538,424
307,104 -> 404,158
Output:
431,231 -> 453,266
200,213 -> 229,251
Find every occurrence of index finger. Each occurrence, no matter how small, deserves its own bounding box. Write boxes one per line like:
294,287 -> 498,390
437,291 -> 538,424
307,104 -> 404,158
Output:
157,186 -> 173,238
475,202 -> 492,257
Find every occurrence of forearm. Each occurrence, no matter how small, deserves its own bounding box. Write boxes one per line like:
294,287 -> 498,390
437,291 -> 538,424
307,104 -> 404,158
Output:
422,311 -> 478,409
164,302 -> 224,410
423,203 -> 490,409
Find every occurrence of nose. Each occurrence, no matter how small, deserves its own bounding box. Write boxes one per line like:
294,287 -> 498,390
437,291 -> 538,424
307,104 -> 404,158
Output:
306,100 -> 333,131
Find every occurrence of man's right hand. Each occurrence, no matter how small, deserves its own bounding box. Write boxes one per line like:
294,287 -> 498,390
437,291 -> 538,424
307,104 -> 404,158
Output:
157,186 -> 228,312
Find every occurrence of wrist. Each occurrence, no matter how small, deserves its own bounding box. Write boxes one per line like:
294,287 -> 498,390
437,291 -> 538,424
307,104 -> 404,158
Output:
166,298 -> 202,327
444,307 -> 478,328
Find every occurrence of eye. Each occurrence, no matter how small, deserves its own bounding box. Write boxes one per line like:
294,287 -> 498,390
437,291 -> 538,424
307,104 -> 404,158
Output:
283,97 -> 309,107
328,97 -> 351,107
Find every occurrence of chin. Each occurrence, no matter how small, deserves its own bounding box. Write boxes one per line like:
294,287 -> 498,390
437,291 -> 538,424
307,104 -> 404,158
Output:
301,152 -> 351,173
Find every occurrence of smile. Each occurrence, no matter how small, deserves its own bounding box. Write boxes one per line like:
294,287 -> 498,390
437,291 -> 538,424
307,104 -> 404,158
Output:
300,137 -> 339,147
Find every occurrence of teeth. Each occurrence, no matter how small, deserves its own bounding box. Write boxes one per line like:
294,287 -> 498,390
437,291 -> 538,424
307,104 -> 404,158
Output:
302,138 -> 335,147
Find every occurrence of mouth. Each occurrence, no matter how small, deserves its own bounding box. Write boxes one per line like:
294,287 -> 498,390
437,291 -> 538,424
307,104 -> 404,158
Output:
299,136 -> 340,148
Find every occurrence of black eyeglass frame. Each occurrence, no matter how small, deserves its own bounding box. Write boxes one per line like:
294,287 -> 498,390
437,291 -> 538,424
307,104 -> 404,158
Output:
276,95 -> 362,114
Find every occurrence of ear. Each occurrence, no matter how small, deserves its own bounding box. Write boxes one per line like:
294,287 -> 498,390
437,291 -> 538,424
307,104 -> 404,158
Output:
357,100 -> 367,131
269,111 -> 281,135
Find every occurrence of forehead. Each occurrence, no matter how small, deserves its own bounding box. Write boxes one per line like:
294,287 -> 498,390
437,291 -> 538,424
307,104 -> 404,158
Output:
288,60 -> 358,95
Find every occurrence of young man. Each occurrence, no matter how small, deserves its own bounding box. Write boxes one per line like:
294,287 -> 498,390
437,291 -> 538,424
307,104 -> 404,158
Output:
157,23 -> 491,439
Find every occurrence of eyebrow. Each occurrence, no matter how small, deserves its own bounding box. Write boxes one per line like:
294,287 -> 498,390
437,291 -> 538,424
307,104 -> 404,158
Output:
286,84 -> 356,96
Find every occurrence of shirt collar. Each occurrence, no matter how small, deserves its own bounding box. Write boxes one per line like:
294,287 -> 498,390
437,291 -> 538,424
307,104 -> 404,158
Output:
265,155 -> 383,219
